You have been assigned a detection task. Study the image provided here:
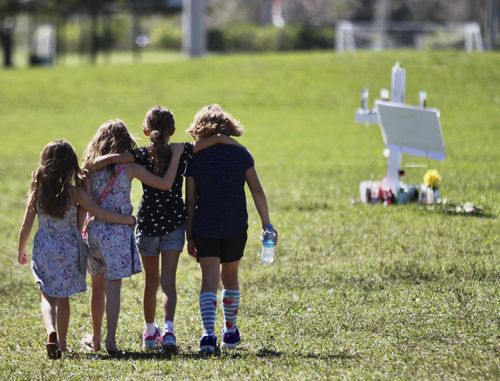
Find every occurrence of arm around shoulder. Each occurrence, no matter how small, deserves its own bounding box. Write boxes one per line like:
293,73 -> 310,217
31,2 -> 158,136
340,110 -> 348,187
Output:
89,152 -> 135,172
192,134 -> 243,153
127,145 -> 182,190
73,187 -> 134,226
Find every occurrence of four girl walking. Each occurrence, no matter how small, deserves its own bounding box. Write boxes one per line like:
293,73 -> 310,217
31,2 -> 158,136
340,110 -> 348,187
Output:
16,105 -> 275,358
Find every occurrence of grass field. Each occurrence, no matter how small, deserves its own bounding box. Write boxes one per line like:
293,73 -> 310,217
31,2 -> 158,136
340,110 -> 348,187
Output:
0,51 -> 498,380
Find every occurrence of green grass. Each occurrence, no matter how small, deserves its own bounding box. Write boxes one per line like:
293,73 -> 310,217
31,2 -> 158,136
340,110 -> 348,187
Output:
0,51 -> 499,380
12,49 -> 184,68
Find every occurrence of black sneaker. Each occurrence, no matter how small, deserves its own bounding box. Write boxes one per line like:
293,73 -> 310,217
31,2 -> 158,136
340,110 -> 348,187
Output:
221,327 -> 241,349
199,334 -> 217,354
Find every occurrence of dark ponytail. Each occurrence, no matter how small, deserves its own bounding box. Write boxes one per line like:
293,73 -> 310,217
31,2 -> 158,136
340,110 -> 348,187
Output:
143,106 -> 175,176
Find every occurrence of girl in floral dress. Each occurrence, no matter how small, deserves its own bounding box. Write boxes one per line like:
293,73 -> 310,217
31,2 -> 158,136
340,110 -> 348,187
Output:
81,119 -> 184,355
17,140 -> 135,359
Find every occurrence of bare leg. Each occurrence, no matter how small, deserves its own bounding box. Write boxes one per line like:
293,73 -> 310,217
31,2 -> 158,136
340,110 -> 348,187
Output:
160,250 -> 181,323
221,260 -> 240,290
90,273 -> 105,351
40,291 -> 57,338
141,255 -> 160,324
104,278 -> 122,352
40,291 -> 61,358
56,297 -> 70,352
200,257 -> 221,294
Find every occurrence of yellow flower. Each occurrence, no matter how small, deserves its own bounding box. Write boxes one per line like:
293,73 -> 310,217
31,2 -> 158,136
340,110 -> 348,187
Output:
423,169 -> 441,189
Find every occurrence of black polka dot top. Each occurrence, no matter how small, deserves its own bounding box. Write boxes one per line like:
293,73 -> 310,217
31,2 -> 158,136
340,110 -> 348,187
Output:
132,143 -> 193,237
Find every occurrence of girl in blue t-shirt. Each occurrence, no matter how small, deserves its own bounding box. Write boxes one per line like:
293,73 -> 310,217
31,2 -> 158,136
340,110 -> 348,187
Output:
88,106 -> 241,353
185,104 -> 276,353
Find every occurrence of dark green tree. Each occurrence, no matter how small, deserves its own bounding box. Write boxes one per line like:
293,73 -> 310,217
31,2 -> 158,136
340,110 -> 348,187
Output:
0,0 -> 22,67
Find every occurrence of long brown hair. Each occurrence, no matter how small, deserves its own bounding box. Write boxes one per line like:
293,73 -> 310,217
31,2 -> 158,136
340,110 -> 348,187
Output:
83,119 -> 137,171
28,140 -> 82,218
143,106 -> 175,176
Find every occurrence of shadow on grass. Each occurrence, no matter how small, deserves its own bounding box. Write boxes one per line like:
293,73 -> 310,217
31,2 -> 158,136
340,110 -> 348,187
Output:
281,201 -> 332,212
255,348 -> 282,358
78,349 -> 226,361
299,351 -> 360,360
65,346 -> 358,362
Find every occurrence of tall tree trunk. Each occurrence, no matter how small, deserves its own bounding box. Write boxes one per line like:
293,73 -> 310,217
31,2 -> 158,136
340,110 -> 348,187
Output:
132,10 -> 140,61
55,15 -> 66,65
484,0 -> 497,50
259,0 -> 272,25
90,11 -> 98,64
103,12 -> 111,64
0,18 -> 14,68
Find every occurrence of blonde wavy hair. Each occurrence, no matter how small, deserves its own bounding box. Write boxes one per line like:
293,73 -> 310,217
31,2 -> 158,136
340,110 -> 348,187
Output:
186,104 -> 243,140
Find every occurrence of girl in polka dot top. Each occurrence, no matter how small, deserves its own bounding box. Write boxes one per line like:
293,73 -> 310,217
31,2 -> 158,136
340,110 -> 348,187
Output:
81,119 -> 184,354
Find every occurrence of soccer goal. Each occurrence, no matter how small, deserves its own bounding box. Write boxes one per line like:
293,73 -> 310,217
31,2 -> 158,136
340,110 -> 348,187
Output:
336,21 -> 484,52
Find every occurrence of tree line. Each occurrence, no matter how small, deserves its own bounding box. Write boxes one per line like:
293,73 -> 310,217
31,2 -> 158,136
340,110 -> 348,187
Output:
1,0 -> 497,68
0,0 -> 181,67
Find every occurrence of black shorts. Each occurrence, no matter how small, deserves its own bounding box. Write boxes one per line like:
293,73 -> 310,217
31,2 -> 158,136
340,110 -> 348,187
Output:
193,230 -> 247,263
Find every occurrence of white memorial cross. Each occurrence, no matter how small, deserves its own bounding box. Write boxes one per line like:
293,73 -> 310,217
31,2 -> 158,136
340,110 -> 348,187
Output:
354,63 -> 445,194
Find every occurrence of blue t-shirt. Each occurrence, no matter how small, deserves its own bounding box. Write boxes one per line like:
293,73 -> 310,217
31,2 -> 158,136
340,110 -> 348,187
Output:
186,144 -> 254,238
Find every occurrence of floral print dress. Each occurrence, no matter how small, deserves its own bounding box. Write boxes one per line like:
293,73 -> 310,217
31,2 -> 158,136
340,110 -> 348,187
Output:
32,204 -> 87,298
87,164 -> 141,280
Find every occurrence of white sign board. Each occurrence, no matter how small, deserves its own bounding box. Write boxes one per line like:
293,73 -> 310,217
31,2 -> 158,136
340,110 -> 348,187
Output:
376,101 -> 445,160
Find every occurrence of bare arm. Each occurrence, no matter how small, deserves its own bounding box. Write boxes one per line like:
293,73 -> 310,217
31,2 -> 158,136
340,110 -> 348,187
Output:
245,167 -> 271,229
126,143 -> 183,190
185,176 -> 197,257
17,196 -> 36,265
88,152 -> 135,172
77,177 -> 91,231
192,134 -> 243,154
73,188 -> 135,226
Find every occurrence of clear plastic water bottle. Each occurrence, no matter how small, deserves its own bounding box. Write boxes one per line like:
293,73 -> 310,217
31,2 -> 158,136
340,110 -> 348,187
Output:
260,224 -> 277,264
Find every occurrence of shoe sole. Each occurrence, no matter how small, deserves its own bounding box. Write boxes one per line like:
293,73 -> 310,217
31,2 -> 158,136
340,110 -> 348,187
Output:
200,345 -> 216,354
161,344 -> 178,354
46,343 -> 62,359
107,349 -> 125,358
221,341 -> 240,349
143,339 -> 158,350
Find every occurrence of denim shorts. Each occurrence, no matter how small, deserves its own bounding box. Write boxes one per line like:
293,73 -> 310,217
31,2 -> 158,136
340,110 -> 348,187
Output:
137,226 -> 185,256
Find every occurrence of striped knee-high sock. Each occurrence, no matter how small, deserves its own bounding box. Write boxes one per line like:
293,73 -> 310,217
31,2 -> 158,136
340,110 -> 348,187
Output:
199,292 -> 217,337
222,289 -> 240,333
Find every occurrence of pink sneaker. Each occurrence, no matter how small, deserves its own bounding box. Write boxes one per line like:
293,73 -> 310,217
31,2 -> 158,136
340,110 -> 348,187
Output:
143,325 -> 160,350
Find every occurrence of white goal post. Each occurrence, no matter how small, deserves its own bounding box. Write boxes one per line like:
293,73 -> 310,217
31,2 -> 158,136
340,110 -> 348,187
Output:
336,21 -> 484,52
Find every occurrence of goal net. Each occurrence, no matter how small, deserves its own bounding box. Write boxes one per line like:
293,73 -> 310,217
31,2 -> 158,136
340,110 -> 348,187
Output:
336,21 -> 484,52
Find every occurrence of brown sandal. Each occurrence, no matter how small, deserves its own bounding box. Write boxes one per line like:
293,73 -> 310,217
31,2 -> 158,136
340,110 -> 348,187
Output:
81,335 -> 100,352
46,332 -> 61,359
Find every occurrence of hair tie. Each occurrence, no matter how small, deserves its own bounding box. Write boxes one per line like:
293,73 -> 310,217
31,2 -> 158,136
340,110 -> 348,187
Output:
150,130 -> 160,140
